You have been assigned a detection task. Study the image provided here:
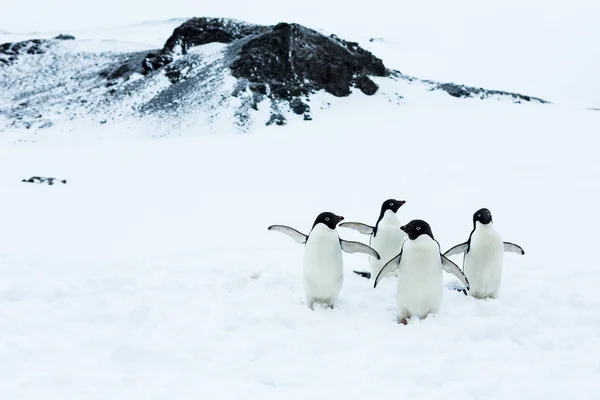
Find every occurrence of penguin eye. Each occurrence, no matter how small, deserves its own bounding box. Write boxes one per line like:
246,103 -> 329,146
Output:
325,217 -> 330,222
478,214 -> 481,218
416,226 -> 421,231
389,202 -> 394,206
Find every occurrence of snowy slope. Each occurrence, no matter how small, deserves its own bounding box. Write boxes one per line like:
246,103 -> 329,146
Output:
1,88 -> 600,398
1,18 -> 555,136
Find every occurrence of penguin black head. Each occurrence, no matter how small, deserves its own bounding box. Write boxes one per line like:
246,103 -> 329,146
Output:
401,219 -> 434,240
473,208 -> 493,226
380,199 -> 406,214
312,212 -> 344,230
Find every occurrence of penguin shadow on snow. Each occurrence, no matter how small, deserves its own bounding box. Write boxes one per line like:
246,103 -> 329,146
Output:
267,211 -> 381,310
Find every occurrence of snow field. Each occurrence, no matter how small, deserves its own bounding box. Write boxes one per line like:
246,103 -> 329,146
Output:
1,88 -> 600,398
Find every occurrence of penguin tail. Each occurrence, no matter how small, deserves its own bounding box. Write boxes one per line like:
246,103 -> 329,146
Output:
353,270 -> 371,279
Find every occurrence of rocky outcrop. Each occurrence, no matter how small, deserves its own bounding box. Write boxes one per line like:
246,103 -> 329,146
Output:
0,17 -> 554,134
21,176 -> 67,185
137,18 -> 387,120
0,39 -> 49,66
0,35 -> 75,66
142,18 -> 267,74
435,82 -> 549,103
228,22 -> 386,99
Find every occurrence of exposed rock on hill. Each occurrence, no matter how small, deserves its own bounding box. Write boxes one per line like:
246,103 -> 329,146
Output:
0,17 -> 553,135
0,35 -> 75,66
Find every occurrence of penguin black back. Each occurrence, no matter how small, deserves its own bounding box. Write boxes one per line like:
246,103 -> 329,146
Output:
312,212 -> 344,231
401,219 -> 434,240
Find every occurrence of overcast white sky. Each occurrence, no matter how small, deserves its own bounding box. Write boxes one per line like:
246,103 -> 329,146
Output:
1,0 -> 598,107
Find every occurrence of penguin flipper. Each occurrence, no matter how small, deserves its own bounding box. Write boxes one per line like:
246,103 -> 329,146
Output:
338,222 -> 374,235
373,251 -> 402,288
441,255 -> 470,290
340,240 -> 380,259
267,225 -> 308,244
504,242 -> 525,255
443,242 -> 468,257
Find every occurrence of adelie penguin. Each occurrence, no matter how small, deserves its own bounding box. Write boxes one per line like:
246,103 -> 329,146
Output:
373,219 -> 470,325
268,212 -> 380,310
339,199 -> 407,280
443,208 -> 525,299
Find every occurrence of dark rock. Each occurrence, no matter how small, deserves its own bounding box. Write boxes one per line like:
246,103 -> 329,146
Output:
135,18 -> 387,122
439,83 -> 472,98
267,113 -> 286,126
21,176 -> 67,185
229,22 -> 386,100
289,98 -> 310,115
163,17 -> 266,54
0,39 -> 50,66
354,75 -> 379,95
103,51 -> 149,81
142,51 -> 173,73
55,34 -> 75,40
142,17 -> 267,74
435,82 -> 549,103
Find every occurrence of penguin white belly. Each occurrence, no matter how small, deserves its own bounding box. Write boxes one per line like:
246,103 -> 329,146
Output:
396,237 -> 443,319
464,227 -> 504,299
369,215 -> 406,277
302,225 -> 344,308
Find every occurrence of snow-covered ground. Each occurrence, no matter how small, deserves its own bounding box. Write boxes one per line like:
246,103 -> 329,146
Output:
2,1 -> 600,396
1,78 -> 600,397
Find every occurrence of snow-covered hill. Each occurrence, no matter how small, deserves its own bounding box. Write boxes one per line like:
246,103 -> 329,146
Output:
1,18 -> 552,137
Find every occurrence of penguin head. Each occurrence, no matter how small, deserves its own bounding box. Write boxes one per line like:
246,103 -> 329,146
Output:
401,219 -> 434,240
381,199 -> 406,214
312,212 -> 344,230
473,208 -> 493,226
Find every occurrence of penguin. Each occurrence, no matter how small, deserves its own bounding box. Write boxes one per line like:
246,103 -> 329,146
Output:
339,199 -> 407,279
373,219 -> 470,324
268,211 -> 381,309
443,208 -> 525,299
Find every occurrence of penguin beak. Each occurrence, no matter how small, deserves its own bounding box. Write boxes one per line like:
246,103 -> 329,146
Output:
338,216 -> 345,222
400,225 -> 407,232
399,200 -> 406,206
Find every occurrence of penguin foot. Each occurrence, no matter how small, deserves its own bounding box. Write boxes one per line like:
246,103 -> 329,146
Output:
449,287 -> 468,296
353,270 -> 371,279
398,318 -> 408,325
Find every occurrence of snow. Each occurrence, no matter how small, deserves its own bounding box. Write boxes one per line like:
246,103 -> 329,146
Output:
1,83 -> 600,397
2,8 -> 600,399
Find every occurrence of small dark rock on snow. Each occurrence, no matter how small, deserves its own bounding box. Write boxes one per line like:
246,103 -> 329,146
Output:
22,176 -> 68,185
